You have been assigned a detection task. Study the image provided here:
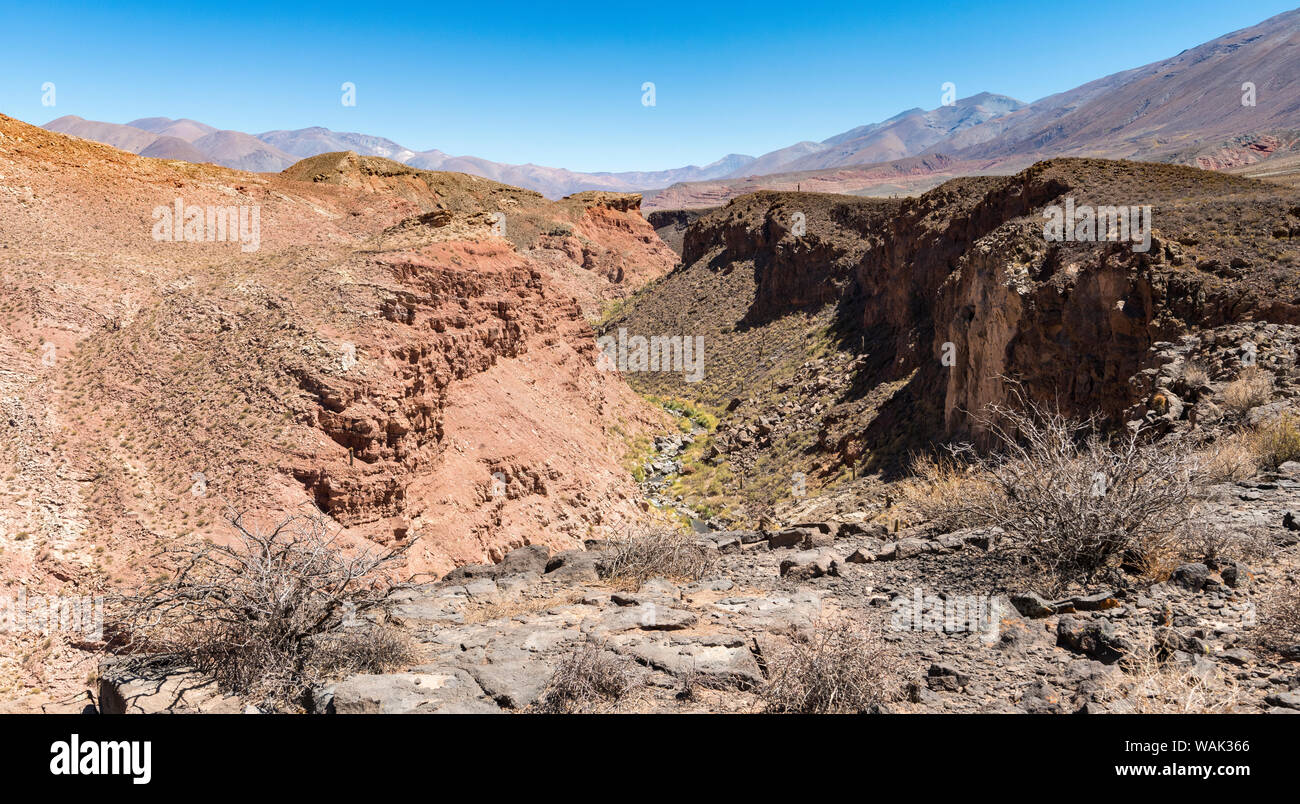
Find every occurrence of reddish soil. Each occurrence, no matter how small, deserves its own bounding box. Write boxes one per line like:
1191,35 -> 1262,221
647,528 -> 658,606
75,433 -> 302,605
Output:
0,113 -> 675,709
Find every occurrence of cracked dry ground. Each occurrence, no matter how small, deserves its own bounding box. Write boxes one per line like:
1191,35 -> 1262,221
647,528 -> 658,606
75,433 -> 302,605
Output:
187,460 -> 1299,715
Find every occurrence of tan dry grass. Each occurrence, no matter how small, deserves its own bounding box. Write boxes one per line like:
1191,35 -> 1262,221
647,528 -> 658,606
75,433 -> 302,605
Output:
1104,633 -> 1246,714
1220,366 -> 1275,415
1194,429 -> 1259,483
459,590 -> 586,625
1250,412 -> 1300,469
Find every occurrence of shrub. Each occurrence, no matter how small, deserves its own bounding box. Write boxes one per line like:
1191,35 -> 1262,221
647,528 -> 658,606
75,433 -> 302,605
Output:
1181,361 -> 1210,389
599,525 -> 715,586
899,453 -> 1000,532
110,508 -> 415,710
1194,428 -> 1260,483
534,640 -> 638,714
1250,412 -> 1300,469
1255,584 -> 1300,657
1104,631 -> 1245,714
1220,366 -> 1274,415
646,395 -> 718,431
1174,519 -> 1271,571
759,615 -> 898,714
311,625 -> 413,679
938,396 -> 1199,588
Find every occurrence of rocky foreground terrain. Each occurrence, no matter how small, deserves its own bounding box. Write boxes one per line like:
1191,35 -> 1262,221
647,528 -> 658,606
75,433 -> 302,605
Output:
99,317 -> 1300,714
100,452 -> 1300,714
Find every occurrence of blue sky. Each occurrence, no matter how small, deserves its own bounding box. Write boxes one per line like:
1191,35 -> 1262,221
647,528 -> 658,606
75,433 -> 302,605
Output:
1,1 -> 1293,171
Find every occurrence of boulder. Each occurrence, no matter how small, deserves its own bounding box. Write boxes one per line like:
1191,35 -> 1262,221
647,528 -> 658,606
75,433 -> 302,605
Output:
1010,592 -> 1056,618
926,663 -> 970,691
1041,591 -> 1121,614
1170,563 -> 1212,591
1220,561 -> 1253,588
441,563 -> 498,583
837,522 -> 888,539
953,526 -> 1003,551
768,528 -> 813,549
1019,679 -> 1067,714
497,544 -> 550,576
1217,648 -> 1256,667
894,538 -> 926,560
1057,615 -> 1131,664
845,547 -> 876,564
544,549 -> 602,583
778,550 -> 841,579
1265,692 -> 1300,710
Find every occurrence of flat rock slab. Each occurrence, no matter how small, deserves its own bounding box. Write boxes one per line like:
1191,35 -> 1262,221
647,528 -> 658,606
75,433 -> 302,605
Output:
710,591 -> 823,630
98,658 -> 243,714
611,633 -> 762,688
467,660 -> 554,709
389,597 -> 464,627
586,605 -> 699,634
332,668 -> 500,714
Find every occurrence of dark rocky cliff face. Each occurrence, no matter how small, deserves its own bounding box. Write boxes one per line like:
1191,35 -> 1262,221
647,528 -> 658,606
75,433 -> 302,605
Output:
646,207 -> 713,256
681,191 -> 895,324
625,158 -> 1300,464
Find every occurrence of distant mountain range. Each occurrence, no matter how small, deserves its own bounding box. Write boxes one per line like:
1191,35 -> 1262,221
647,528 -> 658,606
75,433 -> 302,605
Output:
644,7 -> 1300,209
39,92 -> 1029,198
41,8 -> 1300,201
42,114 -> 764,197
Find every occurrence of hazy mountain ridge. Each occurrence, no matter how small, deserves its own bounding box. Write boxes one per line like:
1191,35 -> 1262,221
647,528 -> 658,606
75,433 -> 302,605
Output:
645,9 -> 1300,208
733,92 -> 1028,175
947,8 -> 1300,162
40,115 -> 761,197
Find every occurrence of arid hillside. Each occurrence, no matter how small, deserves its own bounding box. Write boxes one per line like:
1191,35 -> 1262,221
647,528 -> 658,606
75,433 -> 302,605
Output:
0,112 -> 677,709
612,158 -> 1300,520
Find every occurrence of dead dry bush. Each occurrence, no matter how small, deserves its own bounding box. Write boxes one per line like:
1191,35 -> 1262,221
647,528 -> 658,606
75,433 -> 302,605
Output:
110,508 -> 415,711
759,615 -> 898,714
310,624 -> 412,680
935,396 -> 1199,589
533,640 -> 639,714
1220,366 -> 1275,415
1105,635 -> 1246,714
1254,584 -> 1300,658
598,525 -> 715,586
1182,362 -> 1211,389
1176,519 -> 1272,567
